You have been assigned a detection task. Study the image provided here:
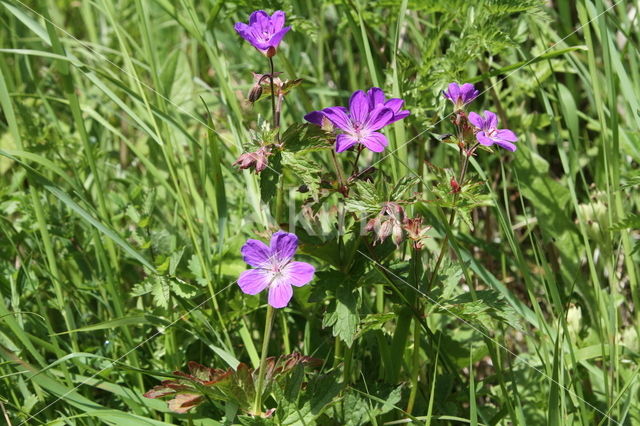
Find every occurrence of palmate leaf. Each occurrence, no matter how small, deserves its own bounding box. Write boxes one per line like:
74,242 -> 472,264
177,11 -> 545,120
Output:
322,285 -> 360,347
144,354 -> 321,415
344,180 -> 385,215
281,151 -> 323,195
273,371 -> 342,426
390,176 -> 421,201
130,275 -> 199,308
332,385 -> 403,426
260,151 -> 282,203
435,289 -> 524,332
282,123 -> 333,152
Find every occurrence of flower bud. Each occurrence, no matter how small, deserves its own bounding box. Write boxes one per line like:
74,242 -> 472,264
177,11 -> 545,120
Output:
450,177 -> 461,193
248,84 -> 263,103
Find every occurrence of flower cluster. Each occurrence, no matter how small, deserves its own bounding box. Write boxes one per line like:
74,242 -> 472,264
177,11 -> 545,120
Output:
443,82 -> 519,152
305,88 -> 410,153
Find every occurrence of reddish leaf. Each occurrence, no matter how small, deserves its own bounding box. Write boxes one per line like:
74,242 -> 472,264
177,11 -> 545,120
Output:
167,393 -> 204,413
143,385 -> 176,399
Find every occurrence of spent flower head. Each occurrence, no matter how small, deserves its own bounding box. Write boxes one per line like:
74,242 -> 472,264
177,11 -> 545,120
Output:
402,217 -> 431,250
443,82 -> 480,109
239,231 -> 314,308
234,10 -> 291,56
468,110 -> 519,152
366,202 -> 406,247
233,146 -> 272,173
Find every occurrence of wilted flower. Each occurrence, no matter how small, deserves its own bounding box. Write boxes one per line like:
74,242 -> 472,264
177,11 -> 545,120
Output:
443,82 -> 480,109
239,231 -> 314,308
366,202 -> 405,246
468,110 -> 518,152
233,146 -> 272,173
402,217 -> 431,250
234,10 -> 291,56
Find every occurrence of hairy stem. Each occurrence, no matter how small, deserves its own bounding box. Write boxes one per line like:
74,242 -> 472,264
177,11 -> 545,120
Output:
352,144 -> 364,175
268,56 -> 278,134
331,150 -> 346,189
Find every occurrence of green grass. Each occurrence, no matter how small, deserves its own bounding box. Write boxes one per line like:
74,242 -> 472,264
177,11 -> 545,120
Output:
1,0 -> 639,424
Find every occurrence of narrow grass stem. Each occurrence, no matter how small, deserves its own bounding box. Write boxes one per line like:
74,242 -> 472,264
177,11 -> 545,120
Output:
253,304 -> 276,415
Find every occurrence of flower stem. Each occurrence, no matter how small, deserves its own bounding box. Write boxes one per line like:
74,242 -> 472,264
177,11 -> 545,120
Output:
406,317 -> 421,413
268,56 -> 278,134
352,144 -> 364,175
331,150 -> 345,189
427,144 -> 476,289
407,247 -> 422,413
253,304 -> 276,415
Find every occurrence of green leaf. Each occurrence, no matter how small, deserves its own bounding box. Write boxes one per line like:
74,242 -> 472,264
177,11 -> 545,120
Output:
281,151 -> 322,194
344,180 -> 383,215
151,276 -> 171,309
390,176 -> 420,201
435,290 -> 524,332
322,286 -> 359,347
260,151 -> 282,203
282,123 -> 332,152
355,313 -> 395,339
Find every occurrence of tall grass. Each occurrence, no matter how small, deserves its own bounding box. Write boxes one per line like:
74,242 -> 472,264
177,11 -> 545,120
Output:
0,0 -> 638,424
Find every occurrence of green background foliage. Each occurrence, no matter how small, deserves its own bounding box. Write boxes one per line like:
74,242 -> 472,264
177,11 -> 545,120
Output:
0,0 -> 639,424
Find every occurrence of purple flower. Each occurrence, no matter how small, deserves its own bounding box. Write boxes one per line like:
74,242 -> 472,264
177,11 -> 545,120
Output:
468,110 -> 518,152
305,90 -> 404,153
238,231 -> 314,309
365,87 -> 410,124
443,82 -> 479,109
304,88 -> 410,139
234,10 -> 291,56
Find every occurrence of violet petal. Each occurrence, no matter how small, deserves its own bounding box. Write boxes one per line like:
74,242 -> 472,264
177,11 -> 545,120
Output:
285,261 -> 315,287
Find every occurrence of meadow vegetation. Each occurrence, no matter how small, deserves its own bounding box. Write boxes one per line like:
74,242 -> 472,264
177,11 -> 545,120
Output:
0,0 -> 639,424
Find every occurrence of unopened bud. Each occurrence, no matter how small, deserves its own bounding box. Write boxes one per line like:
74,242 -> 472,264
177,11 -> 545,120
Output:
248,84 -> 263,103
450,177 -> 461,193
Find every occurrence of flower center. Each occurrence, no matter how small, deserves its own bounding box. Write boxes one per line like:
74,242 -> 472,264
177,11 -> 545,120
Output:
349,120 -> 368,141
